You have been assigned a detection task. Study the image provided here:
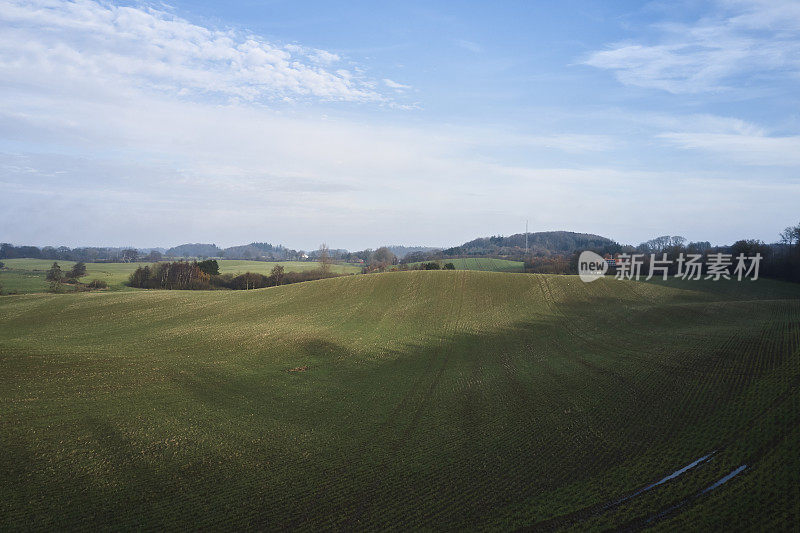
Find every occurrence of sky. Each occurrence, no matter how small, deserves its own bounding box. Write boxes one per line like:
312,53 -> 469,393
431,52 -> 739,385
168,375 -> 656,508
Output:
1,0 -> 799,250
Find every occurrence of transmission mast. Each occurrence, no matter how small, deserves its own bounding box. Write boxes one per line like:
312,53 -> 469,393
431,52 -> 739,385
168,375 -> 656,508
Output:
525,220 -> 528,255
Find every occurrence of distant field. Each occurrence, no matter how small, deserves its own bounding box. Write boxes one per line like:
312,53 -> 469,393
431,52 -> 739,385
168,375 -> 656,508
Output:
216,259 -> 360,276
0,258 -> 360,293
408,257 -> 524,272
1,271 -> 798,529
0,259 -> 151,293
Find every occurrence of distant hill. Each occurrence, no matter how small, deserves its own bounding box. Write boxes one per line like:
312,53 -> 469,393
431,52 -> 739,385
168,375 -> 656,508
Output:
386,245 -> 440,260
222,242 -> 295,261
448,231 -> 616,256
402,231 -> 617,262
165,242 -> 301,260
2,231 -> 616,265
165,243 -> 223,258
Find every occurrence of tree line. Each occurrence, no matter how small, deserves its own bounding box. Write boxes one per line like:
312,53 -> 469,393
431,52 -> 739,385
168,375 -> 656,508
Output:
127,260 -> 343,290
0,244 -> 161,263
4,223 -> 799,284
532,223 -> 800,283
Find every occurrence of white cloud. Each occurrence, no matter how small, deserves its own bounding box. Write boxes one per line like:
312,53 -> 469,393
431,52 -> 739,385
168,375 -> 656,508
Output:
383,78 -> 411,90
1,83 -> 794,248
0,1 -> 797,248
0,0 -> 386,103
584,0 -> 800,93
641,112 -> 800,166
659,131 -> 800,166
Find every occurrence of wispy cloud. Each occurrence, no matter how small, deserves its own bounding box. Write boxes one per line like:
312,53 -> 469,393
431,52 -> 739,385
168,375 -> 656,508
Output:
0,0 -> 388,103
383,78 -> 411,90
641,112 -> 800,166
659,131 -> 800,166
454,39 -> 483,53
1,85 -> 793,247
583,0 -> 800,93
1,0 -> 797,248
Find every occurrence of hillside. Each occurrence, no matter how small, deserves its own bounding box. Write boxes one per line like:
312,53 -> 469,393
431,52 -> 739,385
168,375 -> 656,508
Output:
447,230 -> 616,256
401,231 -> 618,262
165,243 -> 223,257
386,245 -> 440,259
1,272 -> 799,529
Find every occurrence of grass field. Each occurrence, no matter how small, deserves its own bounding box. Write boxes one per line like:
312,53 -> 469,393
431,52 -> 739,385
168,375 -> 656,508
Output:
0,258 -> 361,293
408,257 -> 524,272
1,271 -> 799,529
213,259 -> 360,276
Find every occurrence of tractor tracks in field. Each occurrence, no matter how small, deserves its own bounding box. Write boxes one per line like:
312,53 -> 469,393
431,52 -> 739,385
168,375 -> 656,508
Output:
620,405 -> 800,531
519,287 -> 800,531
520,348 -> 800,532
342,273 -> 468,529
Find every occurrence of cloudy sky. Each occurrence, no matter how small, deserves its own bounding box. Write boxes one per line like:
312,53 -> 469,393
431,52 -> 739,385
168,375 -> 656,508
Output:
1,0 -> 799,250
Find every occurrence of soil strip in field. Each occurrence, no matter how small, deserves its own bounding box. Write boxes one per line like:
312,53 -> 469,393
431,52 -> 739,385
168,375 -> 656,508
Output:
634,465 -> 748,529
607,452 -> 716,508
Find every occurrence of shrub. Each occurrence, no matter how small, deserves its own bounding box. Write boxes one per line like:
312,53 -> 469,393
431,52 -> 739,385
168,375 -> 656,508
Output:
210,273 -> 235,289
443,263 -> 456,270
88,279 -> 108,289
230,272 -> 271,290
197,259 -> 220,276
128,261 -> 210,290
281,269 -> 340,285
66,261 -> 87,278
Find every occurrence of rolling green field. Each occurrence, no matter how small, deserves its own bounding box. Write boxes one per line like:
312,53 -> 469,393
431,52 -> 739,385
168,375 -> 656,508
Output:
0,258 -> 360,293
408,257 -> 524,272
1,271 -> 799,530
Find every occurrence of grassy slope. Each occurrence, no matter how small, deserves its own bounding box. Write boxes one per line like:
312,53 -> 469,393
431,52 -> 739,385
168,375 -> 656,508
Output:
0,258 -> 360,293
407,257 -> 524,272
0,272 -> 799,530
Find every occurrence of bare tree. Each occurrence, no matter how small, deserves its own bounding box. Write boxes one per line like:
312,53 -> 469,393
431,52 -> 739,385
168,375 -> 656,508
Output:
318,243 -> 332,273
781,224 -> 800,248
371,247 -> 397,266
271,264 -> 285,285
121,249 -> 139,263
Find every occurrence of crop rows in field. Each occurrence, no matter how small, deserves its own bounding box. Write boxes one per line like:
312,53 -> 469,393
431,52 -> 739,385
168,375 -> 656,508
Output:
0,271 -> 799,529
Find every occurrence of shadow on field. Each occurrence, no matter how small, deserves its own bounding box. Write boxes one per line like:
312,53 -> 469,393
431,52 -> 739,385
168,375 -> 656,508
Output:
82,417 -> 165,523
3,286 -> 797,531
152,295 -> 797,530
643,277 -> 800,300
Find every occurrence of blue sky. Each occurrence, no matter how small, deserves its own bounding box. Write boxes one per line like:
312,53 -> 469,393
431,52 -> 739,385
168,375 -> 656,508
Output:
1,0 -> 798,250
